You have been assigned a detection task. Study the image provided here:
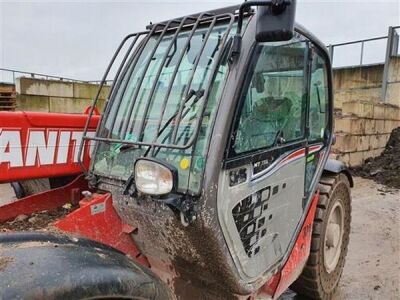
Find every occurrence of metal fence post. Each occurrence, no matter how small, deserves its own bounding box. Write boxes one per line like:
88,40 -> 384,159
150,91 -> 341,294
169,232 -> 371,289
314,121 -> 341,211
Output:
382,26 -> 395,102
392,29 -> 399,56
328,44 -> 334,64
360,41 -> 364,65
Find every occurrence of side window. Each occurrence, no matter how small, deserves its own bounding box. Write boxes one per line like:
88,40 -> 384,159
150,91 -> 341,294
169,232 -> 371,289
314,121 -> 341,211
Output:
309,50 -> 329,141
232,38 -> 308,155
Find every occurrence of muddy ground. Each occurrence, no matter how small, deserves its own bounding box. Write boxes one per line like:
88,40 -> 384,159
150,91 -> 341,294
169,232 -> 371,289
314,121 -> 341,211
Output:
0,177 -> 399,299
353,127 -> 400,189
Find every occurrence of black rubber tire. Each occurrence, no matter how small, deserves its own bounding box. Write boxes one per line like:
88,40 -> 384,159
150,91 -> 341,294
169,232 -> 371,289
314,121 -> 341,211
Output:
291,173 -> 352,299
18,178 -> 51,197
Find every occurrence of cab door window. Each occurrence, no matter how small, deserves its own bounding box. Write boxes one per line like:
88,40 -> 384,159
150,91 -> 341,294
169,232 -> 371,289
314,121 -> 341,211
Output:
305,49 -> 330,192
232,38 -> 308,155
309,49 -> 329,141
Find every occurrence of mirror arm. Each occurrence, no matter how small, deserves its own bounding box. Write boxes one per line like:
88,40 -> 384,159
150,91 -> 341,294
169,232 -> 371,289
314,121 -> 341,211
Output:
230,0 -> 292,59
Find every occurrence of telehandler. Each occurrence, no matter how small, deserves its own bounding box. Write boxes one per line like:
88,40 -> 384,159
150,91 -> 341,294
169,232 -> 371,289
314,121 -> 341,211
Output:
0,1 -> 353,299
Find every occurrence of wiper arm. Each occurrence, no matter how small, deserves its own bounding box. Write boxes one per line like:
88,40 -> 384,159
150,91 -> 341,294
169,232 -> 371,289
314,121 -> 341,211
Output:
314,82 -> 325,113
273,130 -> 286,147
146,88 -> 205,156
157,89 -> 199,138
116,89 -> 203,155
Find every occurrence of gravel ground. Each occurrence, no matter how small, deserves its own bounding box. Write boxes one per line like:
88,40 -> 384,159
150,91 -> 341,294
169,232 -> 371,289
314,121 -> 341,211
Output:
0,176 -> 399,299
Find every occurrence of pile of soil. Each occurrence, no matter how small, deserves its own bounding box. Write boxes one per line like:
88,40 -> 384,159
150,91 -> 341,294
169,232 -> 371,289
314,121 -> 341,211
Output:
353,127 -> 400,189
0,204 -> 78,232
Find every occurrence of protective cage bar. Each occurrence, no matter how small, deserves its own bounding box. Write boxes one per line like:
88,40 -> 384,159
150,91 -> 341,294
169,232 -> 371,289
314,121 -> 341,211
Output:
78,11 -> 236,172
77,30 -> 150,172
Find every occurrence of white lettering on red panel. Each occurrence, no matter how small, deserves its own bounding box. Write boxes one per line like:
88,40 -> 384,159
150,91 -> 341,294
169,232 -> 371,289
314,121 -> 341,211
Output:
0,129 -> 95,168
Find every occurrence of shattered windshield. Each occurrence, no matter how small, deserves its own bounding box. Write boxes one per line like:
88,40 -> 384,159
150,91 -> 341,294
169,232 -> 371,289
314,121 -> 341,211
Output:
92,21 -> 235,193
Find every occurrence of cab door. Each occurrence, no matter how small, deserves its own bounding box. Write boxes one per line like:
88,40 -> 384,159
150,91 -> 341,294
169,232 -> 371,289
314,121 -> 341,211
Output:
304,46 -> 331,195
217,34 -> 312,280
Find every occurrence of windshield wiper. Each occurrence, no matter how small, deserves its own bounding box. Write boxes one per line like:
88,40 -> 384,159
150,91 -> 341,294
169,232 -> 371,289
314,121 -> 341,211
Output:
147,88 -> 205,156
117,89 -> 204,154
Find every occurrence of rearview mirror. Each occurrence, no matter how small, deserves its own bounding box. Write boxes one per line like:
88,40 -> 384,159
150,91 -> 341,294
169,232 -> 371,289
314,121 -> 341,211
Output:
256,0 -> 297,42
231,0 -> 297,59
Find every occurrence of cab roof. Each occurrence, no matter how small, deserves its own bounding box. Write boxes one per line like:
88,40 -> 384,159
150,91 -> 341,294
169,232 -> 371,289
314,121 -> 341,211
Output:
146,4 -> 329,58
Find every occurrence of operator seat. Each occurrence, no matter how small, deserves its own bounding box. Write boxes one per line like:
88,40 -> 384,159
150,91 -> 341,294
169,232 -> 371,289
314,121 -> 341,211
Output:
237,96 -> 292,152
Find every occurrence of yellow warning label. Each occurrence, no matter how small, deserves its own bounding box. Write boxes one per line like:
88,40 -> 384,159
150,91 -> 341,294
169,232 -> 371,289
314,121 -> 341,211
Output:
180,158 -> 190,170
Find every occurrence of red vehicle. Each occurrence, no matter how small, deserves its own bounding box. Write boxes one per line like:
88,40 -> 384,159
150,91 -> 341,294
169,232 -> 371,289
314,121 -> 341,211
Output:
0,1 -> 353,299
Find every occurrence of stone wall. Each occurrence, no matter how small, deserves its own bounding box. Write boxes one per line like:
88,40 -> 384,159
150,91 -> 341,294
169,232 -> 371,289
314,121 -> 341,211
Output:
331,57 -> 400,167
386,57 -> 400,106
333,64 -> 383,109
15,77 -> 109,113
332,101 -> 400,167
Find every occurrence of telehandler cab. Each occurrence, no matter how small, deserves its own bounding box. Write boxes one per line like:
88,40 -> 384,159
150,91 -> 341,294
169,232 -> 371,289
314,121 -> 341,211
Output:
0,1 -> 353,299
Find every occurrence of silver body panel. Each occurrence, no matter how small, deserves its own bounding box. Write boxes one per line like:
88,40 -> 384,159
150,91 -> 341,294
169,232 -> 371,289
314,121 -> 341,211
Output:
218,151 -> 306,280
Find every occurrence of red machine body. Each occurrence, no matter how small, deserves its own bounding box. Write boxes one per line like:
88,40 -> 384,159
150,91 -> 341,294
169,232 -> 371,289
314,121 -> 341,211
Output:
0,111 -> 99,183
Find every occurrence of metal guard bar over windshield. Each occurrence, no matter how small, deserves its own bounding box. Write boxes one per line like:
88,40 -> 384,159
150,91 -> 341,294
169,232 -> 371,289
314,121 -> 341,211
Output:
78,12 -> 235,173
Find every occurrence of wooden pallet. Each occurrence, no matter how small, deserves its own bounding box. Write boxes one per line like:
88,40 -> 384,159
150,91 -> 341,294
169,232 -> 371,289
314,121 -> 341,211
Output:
0,85 -> 16,111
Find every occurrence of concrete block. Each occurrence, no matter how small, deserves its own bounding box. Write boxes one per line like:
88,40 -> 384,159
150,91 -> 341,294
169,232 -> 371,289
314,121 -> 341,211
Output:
47,81 -> 74,98
335,88 -> 381,107
16,77 -> 73,98
357,135 -> 370,151
335,118 -> 365,134
384,120 -> 400,133
364,119 -> 375,134
333,67 -> 361,90
334,134 -> 370,152
333,91 -> 347,109
16,94 -> 49,112
348,151 -> 365,167
334,118 -> 350,133
374,120 -> 385,134
373,104 -> 385,119
73,83 -> 110,100
342,101 -> 374,118
333,66 -> 383,91
385,82 -> 400,106
333,134 -> 358,153
372,148 -> 385,158
388,57 -> 400,82
361,64 -> 385,88
384,105 -> 399,120
352,88 -> 381,103
49,97 -> 92,114
369,134 -> 389,150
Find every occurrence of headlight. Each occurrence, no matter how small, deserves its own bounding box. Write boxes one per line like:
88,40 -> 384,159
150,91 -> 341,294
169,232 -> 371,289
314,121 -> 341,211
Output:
134,159 -> 176,195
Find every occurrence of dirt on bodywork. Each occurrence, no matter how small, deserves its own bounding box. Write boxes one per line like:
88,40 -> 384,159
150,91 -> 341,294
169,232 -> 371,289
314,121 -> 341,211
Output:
352,127 -> 400,189
0,256 -> 14,272
0,204 -> 78,232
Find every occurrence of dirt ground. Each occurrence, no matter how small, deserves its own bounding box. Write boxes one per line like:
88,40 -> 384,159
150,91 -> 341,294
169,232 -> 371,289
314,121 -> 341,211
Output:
0,177 -> 399,299
353,127 -> 400,189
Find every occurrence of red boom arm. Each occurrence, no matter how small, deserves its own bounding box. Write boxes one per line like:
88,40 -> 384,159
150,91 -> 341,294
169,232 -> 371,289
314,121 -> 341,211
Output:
0,111 -> 99,183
